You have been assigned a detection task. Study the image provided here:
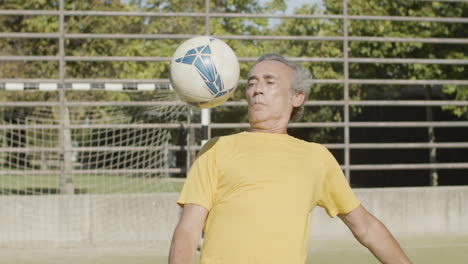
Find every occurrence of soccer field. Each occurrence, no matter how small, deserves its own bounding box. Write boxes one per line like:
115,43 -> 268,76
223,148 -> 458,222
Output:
0,174 -> 184,194
307,236 -> 468,264
2,236 -> 467,264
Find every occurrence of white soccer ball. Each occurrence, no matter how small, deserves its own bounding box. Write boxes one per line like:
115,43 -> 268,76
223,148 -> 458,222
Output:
169,36 -> 240,108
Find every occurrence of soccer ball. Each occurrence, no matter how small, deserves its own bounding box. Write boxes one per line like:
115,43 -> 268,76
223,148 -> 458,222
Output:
169,36 -> 240,108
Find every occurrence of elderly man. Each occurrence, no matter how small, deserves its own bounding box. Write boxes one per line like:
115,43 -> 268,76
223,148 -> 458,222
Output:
169,54 -> 412,264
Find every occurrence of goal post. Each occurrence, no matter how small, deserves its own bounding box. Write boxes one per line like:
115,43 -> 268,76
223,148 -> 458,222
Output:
0,83 -> 195,195
0,83 -> 202,248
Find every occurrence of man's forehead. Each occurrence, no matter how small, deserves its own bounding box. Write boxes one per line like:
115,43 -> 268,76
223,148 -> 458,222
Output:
249,60 -> 293,77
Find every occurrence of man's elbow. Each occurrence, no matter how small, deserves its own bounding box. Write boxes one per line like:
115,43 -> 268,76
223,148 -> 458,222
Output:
172,223 -> 200,247
354,217 -> 387,246
340,206 -> 384,246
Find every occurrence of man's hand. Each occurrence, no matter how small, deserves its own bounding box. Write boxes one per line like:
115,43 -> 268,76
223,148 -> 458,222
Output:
339,205 -> 412,264
169,203 -> 208,264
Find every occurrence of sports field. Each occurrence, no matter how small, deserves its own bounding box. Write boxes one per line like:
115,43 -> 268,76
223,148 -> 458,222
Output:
2,235 -> 467,264
0,174 -> 184,194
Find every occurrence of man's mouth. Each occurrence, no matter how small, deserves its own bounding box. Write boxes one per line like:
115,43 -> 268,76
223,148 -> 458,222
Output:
250,100 -> 265,106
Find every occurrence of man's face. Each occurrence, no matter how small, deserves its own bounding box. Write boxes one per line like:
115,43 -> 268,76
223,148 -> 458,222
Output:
246,60 -> 296,127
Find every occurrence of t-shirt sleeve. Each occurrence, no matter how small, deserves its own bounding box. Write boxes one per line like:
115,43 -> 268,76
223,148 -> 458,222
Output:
317,146 -> 360,218
177,138 -> 220,211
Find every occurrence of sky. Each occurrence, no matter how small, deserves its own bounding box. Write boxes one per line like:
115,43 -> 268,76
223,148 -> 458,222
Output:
121,0 -> 325,13
285,0 -> 324,13
262,0 -> 325,27
269,0 -> 325,14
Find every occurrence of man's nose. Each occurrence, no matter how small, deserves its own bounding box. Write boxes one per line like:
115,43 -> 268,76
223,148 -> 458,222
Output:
253,83 -> 264,96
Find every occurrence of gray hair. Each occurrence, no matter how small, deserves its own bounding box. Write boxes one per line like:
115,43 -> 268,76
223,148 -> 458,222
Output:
250,53 -> 312,121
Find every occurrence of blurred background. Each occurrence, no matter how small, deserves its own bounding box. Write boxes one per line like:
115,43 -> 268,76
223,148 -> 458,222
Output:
1,0 -> 467,191
0,0 -> 467,263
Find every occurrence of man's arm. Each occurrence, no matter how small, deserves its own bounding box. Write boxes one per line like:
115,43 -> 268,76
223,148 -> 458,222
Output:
169,203 -> 208,264
339,205 -> 412,264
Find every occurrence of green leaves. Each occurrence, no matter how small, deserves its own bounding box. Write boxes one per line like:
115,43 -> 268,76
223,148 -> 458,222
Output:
0,0 -> 466,125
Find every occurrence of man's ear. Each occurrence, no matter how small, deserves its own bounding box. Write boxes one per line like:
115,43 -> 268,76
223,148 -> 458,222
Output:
292,92 -> 305,107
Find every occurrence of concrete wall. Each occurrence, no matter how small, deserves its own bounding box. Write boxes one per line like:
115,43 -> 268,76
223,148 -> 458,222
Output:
1,187 -> 467,252
0,193 -> 180,253
310,186 -> 468,241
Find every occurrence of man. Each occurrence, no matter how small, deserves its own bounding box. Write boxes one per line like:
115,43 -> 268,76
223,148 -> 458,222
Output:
169,54 -> 412,264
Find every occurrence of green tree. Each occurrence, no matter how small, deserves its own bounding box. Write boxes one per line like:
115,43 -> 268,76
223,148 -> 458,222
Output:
342,0 -> 468,114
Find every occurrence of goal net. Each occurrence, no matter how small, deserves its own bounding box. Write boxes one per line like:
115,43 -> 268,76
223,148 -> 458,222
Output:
0,88 -> 194,249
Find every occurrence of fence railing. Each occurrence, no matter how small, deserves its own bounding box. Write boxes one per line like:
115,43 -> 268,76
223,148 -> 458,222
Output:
1,0 -> 467,187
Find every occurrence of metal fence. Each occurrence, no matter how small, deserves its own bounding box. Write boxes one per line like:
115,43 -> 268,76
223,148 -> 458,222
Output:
1,0 -> 467,187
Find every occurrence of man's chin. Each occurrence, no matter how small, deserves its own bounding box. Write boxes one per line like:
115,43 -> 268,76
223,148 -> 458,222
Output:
248,116 -> 268,127
248,108 -> 267,119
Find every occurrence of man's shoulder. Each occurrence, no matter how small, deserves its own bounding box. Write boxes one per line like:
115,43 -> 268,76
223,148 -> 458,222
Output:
202,132 -> 243,149
215,131 -> 251,142
212,132 -> 329,152
286,135 -> 328,151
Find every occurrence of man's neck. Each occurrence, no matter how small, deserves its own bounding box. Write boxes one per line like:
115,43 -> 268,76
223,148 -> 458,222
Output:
249,122 -> 288,134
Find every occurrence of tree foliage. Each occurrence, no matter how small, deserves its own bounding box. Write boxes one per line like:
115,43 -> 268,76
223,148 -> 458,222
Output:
0,0 -> 467,126
342,0 -> 468,119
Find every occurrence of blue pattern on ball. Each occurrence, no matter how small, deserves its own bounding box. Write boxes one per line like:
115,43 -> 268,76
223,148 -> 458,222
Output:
175,41 -> 226,97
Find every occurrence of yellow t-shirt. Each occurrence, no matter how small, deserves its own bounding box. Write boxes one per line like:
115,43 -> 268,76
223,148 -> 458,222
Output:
178,132 -> 360,264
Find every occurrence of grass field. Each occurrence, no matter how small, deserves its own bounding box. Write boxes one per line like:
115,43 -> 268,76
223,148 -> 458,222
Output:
307,236 -> 468,264
2,236 -> 467,264
0,174 -> 184,194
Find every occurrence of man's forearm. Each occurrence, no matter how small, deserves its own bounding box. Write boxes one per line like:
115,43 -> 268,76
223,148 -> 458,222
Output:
168,226 -> 199,264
